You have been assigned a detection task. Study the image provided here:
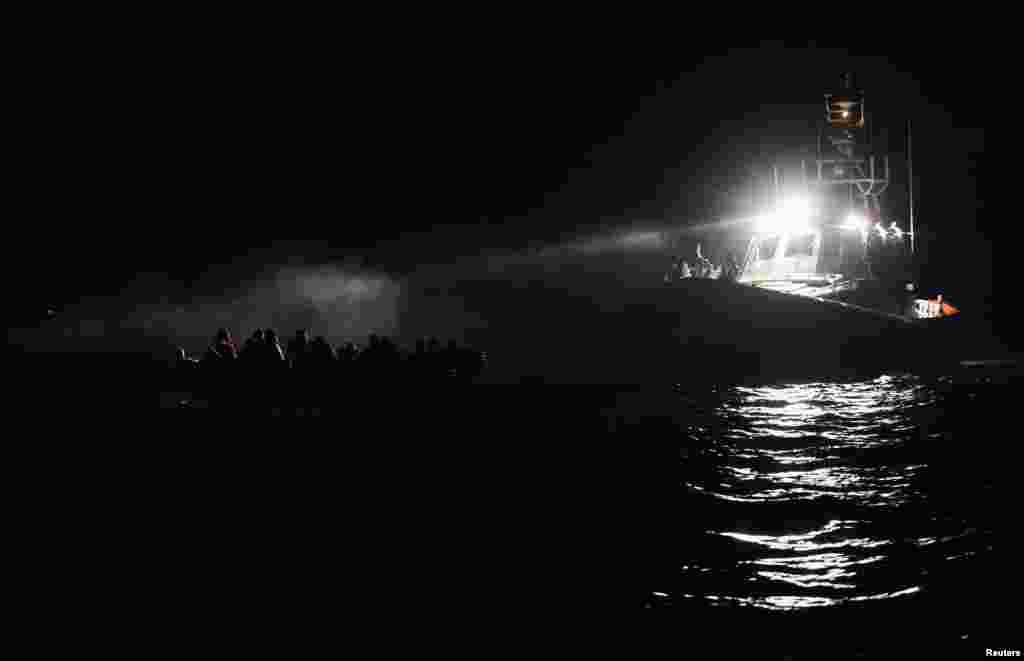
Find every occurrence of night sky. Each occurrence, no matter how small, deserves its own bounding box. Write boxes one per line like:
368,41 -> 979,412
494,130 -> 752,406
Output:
13,27 -> 1004,339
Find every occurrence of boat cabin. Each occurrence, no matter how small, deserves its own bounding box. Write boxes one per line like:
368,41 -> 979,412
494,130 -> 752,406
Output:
740,225 -> 865,287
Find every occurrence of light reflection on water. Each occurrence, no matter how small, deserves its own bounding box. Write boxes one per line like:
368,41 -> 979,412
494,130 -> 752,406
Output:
667,371 -> 1012,611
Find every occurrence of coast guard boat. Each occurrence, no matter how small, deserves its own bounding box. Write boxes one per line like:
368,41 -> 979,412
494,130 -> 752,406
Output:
731,72 -> 958,323
400,73 -> 974,383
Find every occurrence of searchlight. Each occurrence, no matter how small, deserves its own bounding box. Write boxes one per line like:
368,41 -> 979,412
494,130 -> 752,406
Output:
754,195 -> 815,235
840,212 -> 867,232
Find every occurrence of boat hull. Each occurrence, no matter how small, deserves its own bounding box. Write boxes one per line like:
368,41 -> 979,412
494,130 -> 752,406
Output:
399,251 -> 978,384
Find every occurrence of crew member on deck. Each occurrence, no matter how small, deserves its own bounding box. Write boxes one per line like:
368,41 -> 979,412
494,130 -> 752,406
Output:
667,257 -> 681,283
887,222 -> 905,257
695,244 -> 712,278
866,220 -> 884,278
728,253 -> 741,281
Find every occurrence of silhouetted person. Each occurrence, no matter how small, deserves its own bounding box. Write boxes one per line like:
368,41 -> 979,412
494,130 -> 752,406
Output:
176,346 -> 199,369
283,329 -> 312,413
443,339 -> 460,378
866,221 -> 884,278
410,338 -> 429,380
239,330 -> 265,395
358,334 -> 396,386
202,328 -> 238,408
241,329 -> 265,363
256,328 -> 284,412
302,336 -> 334,409
332,340 -> 356,389
887,221 -> 903,246
262,328 -> 287,377
287,329 -> 311,371
728,253 -> 741,281
203,329 -> 238,370
338,341 -> 358,365
379,336 -> 401,378
311,336 -> 335,364
310,336 -> 335,380
695,244 -> 713,278
174,346 -> 199,394
666,257 -> 681,283
427,337 -> 443,378
356,335 -> 376,376
884,222 -> 908,278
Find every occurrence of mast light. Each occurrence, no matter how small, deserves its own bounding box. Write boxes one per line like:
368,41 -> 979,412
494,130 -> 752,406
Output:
825,92 -> 864,129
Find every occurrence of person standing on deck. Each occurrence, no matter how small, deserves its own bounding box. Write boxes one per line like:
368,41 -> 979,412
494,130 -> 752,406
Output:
865,221 -> 884,279
205,328 -> 238,363
202,328 -> 239,408
287,329 -> 312,372
665,256 -> 681,283
695,244 -> 712,278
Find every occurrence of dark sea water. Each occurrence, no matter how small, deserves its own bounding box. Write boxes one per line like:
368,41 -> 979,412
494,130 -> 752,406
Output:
643,365 -> 1021,655
8,242 -> 1021,651
9,356 -> 1021,655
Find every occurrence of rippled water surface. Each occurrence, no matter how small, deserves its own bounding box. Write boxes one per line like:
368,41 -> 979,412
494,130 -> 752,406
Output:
650,368 -> 1018,638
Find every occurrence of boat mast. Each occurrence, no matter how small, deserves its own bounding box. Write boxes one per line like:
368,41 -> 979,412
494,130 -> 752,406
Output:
907,119 -> 915,256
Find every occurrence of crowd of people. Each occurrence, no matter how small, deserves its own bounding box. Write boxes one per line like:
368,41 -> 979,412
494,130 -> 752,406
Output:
665,246 -> 741,283
174,327 -> 488,410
